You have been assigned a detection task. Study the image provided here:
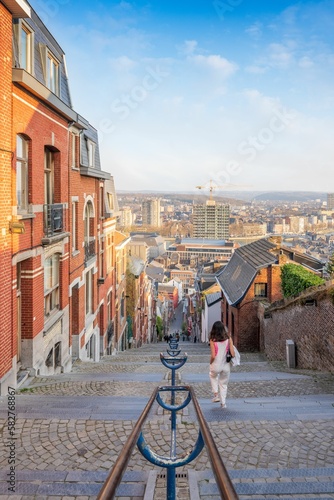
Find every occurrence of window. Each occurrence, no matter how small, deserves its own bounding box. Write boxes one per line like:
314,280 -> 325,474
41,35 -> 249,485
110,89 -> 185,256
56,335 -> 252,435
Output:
107,292 -> 112,324
20,22 -> 33,73
16,135 -> 29,211
85,269 -> 93,316
71,133 -> 78,168
44,254 -> 60,317
87,140 -> 95,168
254,283 -> 267,298
47,52 -> 59,95
44,148 -> 54,205
71,201 -> 78,253
99,186 -> 104,218
99,238 -> 104,279
107,192 -> 114,212
106,233 -> 113,273
120,292 -> 125,320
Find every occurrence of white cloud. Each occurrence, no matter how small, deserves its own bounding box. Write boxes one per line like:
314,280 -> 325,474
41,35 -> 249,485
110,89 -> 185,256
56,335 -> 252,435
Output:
267,43 -> 294,69
245,65 -> 267,74
245,22 -> 263,39
108,56 -> 137,71
182,40 -> 198,55
298,56 -> 314,69
190,54 -> 238,78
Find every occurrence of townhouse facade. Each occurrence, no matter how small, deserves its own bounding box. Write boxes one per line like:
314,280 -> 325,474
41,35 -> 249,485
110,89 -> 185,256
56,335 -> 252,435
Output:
0,1 -> 120,394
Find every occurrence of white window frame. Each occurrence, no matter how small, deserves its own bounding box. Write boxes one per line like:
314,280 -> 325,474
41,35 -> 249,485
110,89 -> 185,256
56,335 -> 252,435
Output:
19,21 -> 33,73
44,148 -> 54,205
106,233 -> 113,274
85,269 -> 94,316
46,50 -> 59,95
87,140 -> 96,168
16,135 -> 29,212
44,254 -> 60,318
71,132 -> 78,168
71,201 -> 78,253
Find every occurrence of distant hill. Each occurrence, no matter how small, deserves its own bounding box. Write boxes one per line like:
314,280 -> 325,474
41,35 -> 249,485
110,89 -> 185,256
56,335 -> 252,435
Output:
252,192 -> 327,202
117,190 -> 328,203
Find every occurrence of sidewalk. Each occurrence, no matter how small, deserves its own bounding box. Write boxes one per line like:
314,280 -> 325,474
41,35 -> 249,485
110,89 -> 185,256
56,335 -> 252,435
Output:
0,341 -> 333,499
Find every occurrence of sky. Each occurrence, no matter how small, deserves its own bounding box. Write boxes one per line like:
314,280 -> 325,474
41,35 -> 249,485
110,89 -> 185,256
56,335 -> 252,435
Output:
29,0 -> 334,194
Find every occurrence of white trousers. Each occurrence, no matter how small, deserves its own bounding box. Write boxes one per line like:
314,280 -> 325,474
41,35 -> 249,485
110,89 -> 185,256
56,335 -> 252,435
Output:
209,365 -> 230,405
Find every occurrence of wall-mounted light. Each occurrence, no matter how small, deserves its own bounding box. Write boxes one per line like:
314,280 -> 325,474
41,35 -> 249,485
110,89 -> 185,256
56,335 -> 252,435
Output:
9,222 -> 25,234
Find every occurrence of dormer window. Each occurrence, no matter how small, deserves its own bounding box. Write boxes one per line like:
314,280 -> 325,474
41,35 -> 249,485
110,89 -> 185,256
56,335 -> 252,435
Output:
87,140 -> 95,168
20,22 -> 33,72
14,20 -> 34,73
47,51 -> 59,95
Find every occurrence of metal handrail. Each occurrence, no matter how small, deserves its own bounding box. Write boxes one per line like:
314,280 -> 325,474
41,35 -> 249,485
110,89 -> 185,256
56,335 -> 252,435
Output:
97,338 -> 238,500
97,387 -> 159,500
189,385 -> 238,499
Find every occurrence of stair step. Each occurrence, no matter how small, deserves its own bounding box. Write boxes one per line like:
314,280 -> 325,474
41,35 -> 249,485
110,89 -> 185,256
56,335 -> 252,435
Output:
196,467 -> 334,498
0,470 -> 149,497
1,468 -> 333,498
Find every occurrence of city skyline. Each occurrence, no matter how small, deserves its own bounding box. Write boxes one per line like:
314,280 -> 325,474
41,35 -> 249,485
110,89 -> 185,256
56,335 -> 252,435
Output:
30,0 -> 334,193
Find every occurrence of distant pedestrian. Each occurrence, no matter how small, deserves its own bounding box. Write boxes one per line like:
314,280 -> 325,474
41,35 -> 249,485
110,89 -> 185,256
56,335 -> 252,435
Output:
209,321 -> 235,408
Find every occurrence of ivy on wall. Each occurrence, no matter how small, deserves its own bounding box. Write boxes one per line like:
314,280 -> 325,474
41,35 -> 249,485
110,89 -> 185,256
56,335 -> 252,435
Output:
281,263 -> 325,298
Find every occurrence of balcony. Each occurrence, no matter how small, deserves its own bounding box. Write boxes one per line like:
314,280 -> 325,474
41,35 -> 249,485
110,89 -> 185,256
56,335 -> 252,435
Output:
84,237 -> 96,262
43,204 -> 65,237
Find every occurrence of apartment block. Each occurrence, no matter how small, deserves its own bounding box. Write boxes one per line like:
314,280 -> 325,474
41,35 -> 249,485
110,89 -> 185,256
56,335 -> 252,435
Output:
193,200 -> 230,239
142,198 -> 161,227
327,193 -> 334,211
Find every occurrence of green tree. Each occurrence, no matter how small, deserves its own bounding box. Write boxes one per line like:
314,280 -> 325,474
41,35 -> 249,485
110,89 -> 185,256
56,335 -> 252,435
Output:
156,316 -> 163,341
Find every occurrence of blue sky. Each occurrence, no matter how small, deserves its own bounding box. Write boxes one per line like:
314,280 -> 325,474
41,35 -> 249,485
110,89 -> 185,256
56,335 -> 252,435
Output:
30,0 -> 334,194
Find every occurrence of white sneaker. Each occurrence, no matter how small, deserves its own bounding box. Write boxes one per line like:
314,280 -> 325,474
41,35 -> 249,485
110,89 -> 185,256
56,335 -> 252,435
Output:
212,396 -> 220,403
221,403 -> 227,408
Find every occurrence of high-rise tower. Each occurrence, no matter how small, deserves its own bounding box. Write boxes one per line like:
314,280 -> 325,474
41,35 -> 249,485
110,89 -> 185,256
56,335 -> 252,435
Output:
192,200 -> 230,239
327,193 -> 334,210
142,198 -> 161,227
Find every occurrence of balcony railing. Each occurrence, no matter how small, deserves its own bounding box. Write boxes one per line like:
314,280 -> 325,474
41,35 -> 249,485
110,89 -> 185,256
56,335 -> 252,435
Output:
43,204 -> 65,237
84,237 -> 96,261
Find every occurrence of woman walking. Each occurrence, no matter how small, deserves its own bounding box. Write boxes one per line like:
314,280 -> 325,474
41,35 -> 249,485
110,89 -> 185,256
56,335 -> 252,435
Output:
209,320 -> 235,408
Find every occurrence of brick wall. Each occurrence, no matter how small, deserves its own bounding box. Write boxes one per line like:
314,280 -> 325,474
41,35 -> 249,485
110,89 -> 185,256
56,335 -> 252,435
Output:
260,284 -> 334,372
0,3 -> 15,388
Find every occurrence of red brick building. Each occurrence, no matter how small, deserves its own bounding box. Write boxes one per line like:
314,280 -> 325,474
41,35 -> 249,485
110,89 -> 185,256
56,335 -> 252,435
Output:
217,239 -> 283,351
216,237 -> 325,352
0,1 -> 119,393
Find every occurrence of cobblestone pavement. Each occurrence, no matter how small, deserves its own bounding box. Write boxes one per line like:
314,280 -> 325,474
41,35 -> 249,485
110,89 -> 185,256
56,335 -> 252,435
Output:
0,341 -> 333,499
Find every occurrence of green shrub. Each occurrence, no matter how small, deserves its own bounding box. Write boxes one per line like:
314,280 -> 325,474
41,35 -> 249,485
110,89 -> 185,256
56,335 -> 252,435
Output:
281,263 -> 324,298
